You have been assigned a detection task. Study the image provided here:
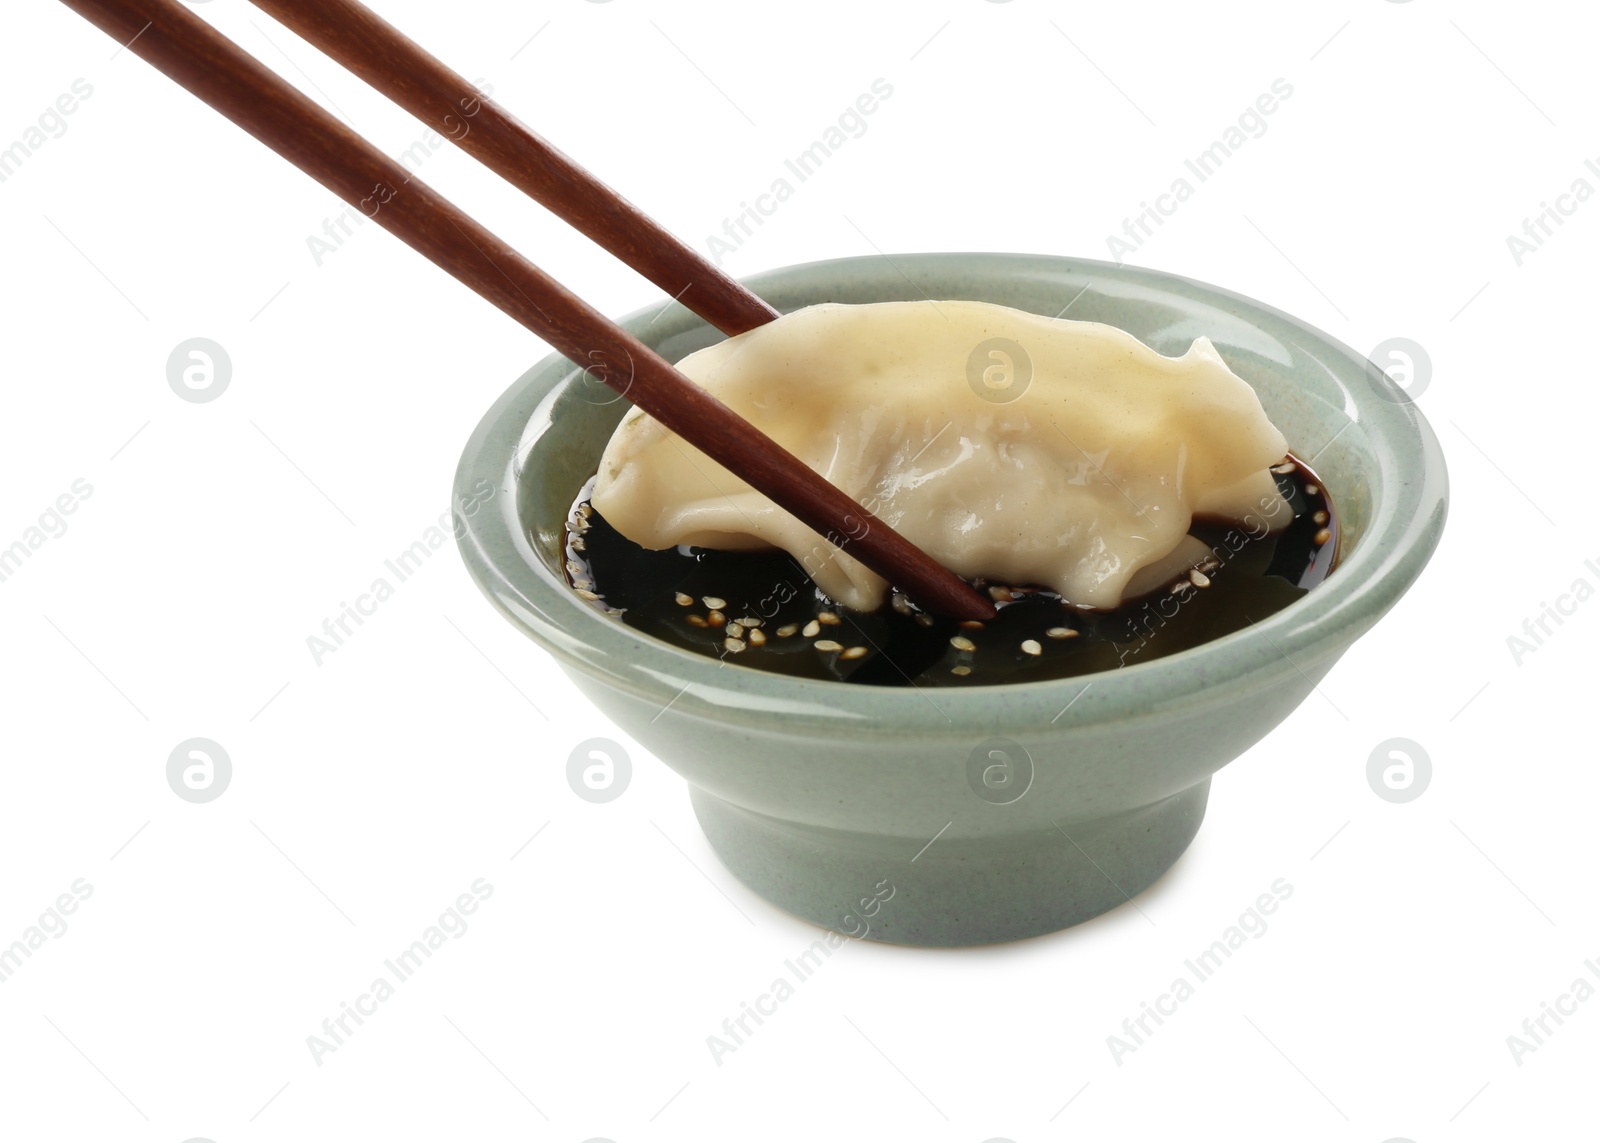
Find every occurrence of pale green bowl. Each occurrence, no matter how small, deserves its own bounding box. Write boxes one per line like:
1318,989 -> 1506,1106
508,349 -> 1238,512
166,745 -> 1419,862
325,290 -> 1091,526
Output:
454,253 -> 1448,946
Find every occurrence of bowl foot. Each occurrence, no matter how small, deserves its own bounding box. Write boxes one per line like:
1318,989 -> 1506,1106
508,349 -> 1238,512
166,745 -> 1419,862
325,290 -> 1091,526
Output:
689,780 -> 1210,947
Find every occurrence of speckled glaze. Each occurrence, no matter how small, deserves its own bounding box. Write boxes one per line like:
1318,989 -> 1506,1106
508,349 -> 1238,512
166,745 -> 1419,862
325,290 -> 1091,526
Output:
454,254 -> 1449,946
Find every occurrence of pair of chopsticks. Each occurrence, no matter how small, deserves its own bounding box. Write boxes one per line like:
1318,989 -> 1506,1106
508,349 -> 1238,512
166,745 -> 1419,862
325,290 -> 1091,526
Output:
60,0 -> 996,622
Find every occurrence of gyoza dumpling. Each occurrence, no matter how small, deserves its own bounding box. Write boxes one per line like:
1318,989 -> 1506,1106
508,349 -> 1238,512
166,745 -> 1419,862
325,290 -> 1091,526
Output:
592,300 -> 1290,612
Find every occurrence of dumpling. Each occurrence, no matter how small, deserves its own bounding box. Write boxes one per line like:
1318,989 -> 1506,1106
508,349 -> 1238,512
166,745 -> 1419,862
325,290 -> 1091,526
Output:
591,300 -> 1290,612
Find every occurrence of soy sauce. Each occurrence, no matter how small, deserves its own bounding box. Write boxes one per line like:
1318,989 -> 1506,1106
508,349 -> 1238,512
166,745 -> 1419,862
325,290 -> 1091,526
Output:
561,457 -> 1338,687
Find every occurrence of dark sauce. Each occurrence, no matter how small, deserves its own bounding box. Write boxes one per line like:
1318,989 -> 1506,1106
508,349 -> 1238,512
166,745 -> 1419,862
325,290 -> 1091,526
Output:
561,457 -> 1338,687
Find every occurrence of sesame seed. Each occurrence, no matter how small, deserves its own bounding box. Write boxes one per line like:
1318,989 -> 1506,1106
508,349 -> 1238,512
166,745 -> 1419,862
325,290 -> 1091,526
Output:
1314,528 -> 1331,546
570,536 -> 586,552
1272,461 -> 1296,474
686,615 -> 708,628
959,619 -> 985,630
707,610 -> 726,627
1171,580 -> 1191,593
726,623 -> 745,639
988,585 -> 1014,602
735,617 -> 762,628
950,635 -> 976,652
748,628 -> 767,646
1046,626 -> 1078,640
814,639 -> 843,652
674,592 -> 694,607
915,613 -> 934,627
565,559 -> 585,577
1021,639 -> 1042,656
840,646 -> 868,660
1313,510 -> 1328,525
951,664 -> 972,676
1304,484 -> 1319,497
575,588 -> 600,601
817,611 -> 841,625
802,620 -> 821,638
776,623 -> 799,637
1189,568 -> 1211,588
702,596 -> 726,610
723,637 -> 746,653
891,594 -> 914,616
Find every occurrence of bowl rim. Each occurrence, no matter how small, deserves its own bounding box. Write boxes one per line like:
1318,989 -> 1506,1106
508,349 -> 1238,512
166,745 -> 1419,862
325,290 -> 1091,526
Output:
453,252 -> 1449,732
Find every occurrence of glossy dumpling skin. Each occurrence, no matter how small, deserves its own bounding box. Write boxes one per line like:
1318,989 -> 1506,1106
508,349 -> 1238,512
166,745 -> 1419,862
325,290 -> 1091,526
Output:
591,300 -> 1290,612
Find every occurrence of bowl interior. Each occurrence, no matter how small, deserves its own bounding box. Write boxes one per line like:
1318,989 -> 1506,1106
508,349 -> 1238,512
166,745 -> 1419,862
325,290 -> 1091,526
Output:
459,252 -> 1445,724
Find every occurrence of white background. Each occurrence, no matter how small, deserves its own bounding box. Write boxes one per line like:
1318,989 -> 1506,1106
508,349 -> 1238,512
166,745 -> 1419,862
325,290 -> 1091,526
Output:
1,1 -> 1595,1140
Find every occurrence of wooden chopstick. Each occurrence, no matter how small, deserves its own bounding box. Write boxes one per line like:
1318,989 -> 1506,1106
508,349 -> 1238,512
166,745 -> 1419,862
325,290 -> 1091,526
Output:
58,0 -> 996,623
247,0 -> 779,338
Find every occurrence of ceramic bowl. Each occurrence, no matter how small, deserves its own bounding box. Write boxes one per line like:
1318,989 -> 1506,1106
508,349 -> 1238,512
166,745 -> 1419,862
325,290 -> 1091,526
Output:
454,253 -> 1448,946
